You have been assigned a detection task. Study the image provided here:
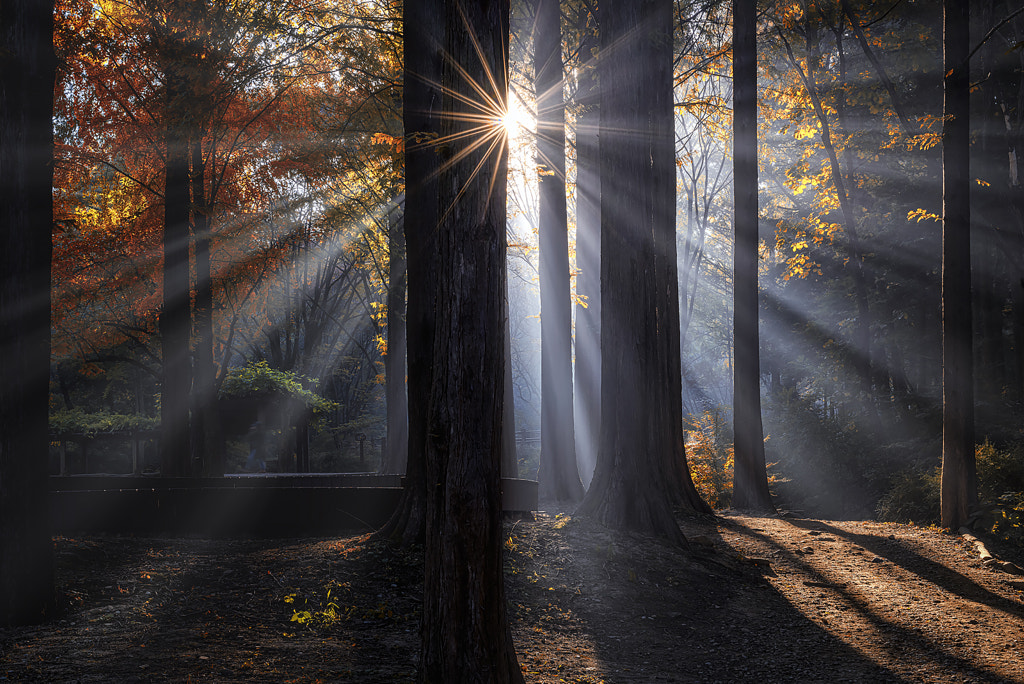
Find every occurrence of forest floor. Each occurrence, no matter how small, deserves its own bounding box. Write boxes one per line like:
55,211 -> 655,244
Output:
2,510 -> 1024,683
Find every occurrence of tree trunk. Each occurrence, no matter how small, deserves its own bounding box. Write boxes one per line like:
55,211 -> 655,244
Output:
572,6 -> 601,490
420,1 -> 522,680
192,135 -> 221,477
374,0 -> 443,545
161,39 -> 193,477
731,0 -> 775,513
576,0 -> 687,543
0,0 -> 57,627
940,0 -> 977,531
536,0 -> 583,505
383,206 -> 409,475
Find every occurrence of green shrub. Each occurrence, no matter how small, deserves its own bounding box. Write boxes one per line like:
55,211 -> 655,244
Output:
876,466 -> 940,524
49,408 -> 159,436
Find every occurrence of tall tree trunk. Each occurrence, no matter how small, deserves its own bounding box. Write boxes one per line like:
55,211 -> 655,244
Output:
420,1 -> 522,680
383,205 -> 409,475
573,5 -> 600,489
192,135 -> 220,477
940,0 -> 977,531
576,0 -> 687,543
535,0 -> 583,504
0,0 -> 56,627
731,0 -> 774,513
161,39 -> 193,477
374,0 -> 443,544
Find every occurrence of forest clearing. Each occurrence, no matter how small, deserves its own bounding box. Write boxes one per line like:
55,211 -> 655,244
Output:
2,511 -> 1023,683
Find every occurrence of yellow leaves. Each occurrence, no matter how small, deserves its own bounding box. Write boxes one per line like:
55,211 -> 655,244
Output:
907,208 -> 941,223
793,123 -> 819,140
370,132 -> 403,154
975,178 -> 991,187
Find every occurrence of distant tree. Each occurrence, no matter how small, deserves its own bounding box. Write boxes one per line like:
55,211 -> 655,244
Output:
576,0 -> 687,542
731,0 -> 775,512
374,0 -> 442,545
0,0 -> 57,626
419,0 -> 523,679
940,0 -> 976,530
535,0 -> 584,504
572,4 -> 601,488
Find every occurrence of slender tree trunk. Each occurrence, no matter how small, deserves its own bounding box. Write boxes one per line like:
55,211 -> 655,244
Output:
576,0 -> 687,543
384,206 -> 409,475
374,0 -> 443,544
536,0 -> 583,504
420,1 -> 522,680
573,7 -> 600,489
0,0 -> 56,627
940,0 -> 977,531
731,0 -> 774,513
161,39 -> 193,477
192,135 -> 220,476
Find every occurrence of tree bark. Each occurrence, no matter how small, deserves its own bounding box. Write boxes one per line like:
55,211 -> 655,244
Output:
383,206 -> 409,475
535,0 -> 584,505
576,0 -> 687,543
731,0 -> 775,513
374,0 -> 443,544
161,30 -> 193,477
940,0 -> 977,531
572,6 -> 601,489
0,0 -> 57,627
420,1 -> 522,680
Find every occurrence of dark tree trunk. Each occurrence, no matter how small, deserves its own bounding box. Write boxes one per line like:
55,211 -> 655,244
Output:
192,135 -> 221,477
535,0 -> 583,505
940,0 -> 977,531
576,0 -> 687,543
374,0 -> 442,546
419,1 -> 522,680
383,206 -> 409,475
161,42 -> 193,477
573,6 -> 600,489
0,0 -> 57,627
731,0 -> 774,513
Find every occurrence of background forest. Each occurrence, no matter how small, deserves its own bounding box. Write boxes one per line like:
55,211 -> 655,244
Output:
45,0 -> 1024,534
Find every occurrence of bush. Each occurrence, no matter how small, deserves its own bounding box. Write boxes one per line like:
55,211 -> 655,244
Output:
875,466 -> 940,524
685,409 -> 734,509
49,408 -> 159,436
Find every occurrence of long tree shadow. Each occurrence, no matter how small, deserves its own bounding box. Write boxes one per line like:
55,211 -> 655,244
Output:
509,516 -> 907,683
789,519 -> 1024,620
719,517 -> 1016,683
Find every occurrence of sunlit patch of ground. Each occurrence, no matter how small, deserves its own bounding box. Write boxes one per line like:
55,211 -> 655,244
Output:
1,513 -> 1022,682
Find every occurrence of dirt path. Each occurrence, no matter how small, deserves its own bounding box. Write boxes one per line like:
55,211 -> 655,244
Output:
1,513 -> 1022,683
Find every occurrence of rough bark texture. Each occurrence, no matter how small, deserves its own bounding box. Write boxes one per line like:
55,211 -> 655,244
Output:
731,0 -> 775,513
192,135 -> 221,477
572,7 -> 600,489
383,207 -> 409,475
536,0 -> 583,504
374,0 -> 443,545
576,0 -> 686,544
161,32 -> 194,477
419,1 -> 522,680
0,0 -> 57,627
940,0 -> 977,531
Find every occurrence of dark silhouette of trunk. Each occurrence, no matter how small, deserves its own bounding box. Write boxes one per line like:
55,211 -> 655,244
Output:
535,0 -> 583,504
0,0 -> 57,627
940,0 -> 977,531
573,6 -> 600,489
420,1 -> 522,680
576,0 -> 687,543
192,135 -> 220,476
161,36 -> 193,477
374,0 -> 443,545
383,206 -> 409,475
731,0 -> 774,513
